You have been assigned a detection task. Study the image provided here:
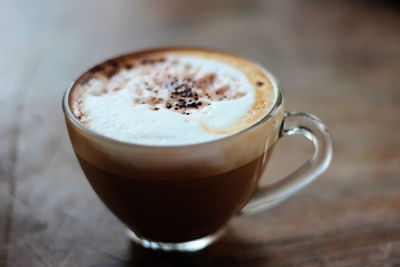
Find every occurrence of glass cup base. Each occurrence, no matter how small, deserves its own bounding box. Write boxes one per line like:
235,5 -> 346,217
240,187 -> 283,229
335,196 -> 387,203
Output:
127,229 -> 225,252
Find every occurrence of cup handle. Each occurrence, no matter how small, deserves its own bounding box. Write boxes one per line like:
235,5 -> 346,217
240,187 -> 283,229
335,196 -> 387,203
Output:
241,111 -> 333,215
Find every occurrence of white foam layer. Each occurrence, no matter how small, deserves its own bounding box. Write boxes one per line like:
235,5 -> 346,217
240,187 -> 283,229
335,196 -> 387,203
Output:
75,55 -> 268,145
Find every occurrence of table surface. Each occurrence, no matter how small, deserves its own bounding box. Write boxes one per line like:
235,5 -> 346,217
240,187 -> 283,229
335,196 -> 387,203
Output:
1,0 -> 400,266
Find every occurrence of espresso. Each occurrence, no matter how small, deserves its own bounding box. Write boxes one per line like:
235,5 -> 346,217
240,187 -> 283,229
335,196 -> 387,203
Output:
66,48 -> 283,243
76,152 -> 271,242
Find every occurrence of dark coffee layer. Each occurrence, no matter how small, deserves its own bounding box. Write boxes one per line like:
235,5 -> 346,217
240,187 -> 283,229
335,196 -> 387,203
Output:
77,152 -> 271,242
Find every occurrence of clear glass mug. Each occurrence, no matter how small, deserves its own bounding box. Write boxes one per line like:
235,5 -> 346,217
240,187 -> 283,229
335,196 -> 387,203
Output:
63,48 -> 333,252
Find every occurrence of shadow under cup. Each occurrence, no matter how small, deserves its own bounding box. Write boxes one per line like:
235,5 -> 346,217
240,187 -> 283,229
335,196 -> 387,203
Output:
63,59 -> 286,251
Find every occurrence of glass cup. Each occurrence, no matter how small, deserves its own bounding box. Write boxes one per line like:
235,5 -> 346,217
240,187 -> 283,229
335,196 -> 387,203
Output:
62,48 -> 333,252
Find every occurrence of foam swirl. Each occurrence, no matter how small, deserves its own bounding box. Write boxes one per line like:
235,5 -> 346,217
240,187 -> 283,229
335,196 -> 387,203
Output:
71,50 -> 275,145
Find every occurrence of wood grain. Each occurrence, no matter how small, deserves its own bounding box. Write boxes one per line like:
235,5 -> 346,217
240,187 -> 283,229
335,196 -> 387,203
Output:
1,0 -> 400,266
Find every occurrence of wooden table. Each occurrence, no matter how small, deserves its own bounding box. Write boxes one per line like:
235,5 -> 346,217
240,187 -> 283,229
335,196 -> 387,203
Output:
1,0 -> 399,266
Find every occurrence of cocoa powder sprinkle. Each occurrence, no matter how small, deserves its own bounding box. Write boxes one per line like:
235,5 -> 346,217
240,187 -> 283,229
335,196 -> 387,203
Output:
123,69 -> 246,114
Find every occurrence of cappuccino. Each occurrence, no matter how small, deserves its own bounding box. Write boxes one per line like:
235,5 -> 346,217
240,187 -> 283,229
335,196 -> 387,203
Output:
71,49 -> 276,145
66,48 -> 284,243
64,48 -> 332,250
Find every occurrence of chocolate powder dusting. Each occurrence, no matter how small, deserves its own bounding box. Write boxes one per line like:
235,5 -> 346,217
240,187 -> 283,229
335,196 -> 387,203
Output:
104,68 -> 119,79
75,99 -> 87,122
139,56 -> 166,65
108,59 -> 119,68
215,85 -> 229,95
89,65 -> 104,73
79,76 -> 92,86
256,81 -> 264,87
124,63 -> 134,70
89,87 -> 108,96
83,57 -> 247,115
133,73 -> 245,114
196,74 -> 215,89
88,58 -> 137,80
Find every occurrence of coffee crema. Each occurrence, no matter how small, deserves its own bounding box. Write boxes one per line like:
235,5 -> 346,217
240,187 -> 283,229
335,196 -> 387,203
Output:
71,48 -> 276,145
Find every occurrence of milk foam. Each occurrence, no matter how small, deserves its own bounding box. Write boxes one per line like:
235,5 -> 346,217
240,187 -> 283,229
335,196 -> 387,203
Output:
72,52 -> 274,145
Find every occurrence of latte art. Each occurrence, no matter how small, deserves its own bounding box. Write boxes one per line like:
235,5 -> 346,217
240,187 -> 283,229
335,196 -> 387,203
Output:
71,49 -> 276,145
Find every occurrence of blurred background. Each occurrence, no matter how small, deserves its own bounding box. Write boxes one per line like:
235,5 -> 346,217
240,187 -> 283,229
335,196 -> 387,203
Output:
1,0 -> 399,266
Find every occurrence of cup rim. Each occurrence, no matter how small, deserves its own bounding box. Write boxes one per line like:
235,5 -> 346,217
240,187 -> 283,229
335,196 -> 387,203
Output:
62,47 -> 283,150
